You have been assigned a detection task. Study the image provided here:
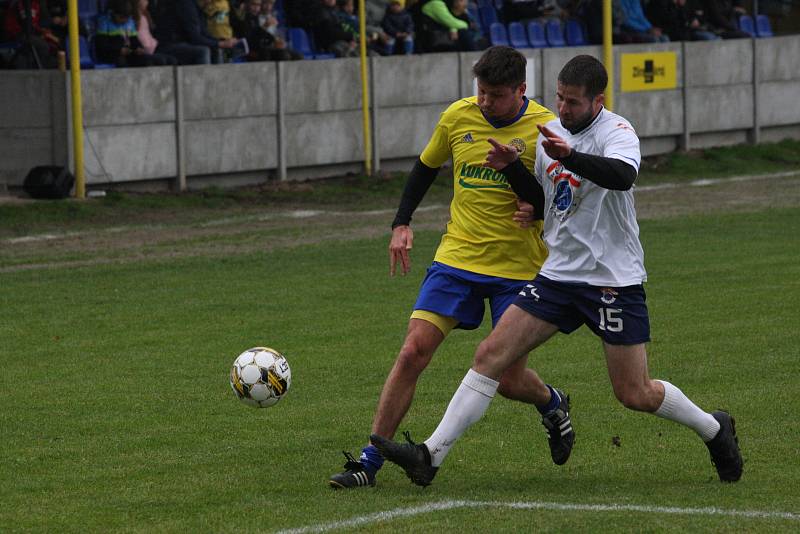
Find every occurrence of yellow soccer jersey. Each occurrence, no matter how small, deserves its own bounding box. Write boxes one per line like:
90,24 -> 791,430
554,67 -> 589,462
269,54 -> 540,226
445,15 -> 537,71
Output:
420,96 -> 554,280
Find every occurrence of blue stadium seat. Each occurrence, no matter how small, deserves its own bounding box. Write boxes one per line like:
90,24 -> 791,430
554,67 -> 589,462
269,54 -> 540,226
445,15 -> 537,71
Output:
287,27 -> 334,59
545,18 -> 565,47
564,18 -> 587,46
478,3 -> 499,30
65,35 -> 95,69
287,28 -> 314,59
467,3 -> 482,33
508,22 -> 530,48
738,15 -> 755,37
755,14 -> 773,37
489,22 -> 509,46
527,20 -> 548,48
78,0 -> 98,19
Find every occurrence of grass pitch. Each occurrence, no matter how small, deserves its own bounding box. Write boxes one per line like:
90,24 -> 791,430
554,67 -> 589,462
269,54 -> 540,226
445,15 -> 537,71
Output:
1,164 -> 799,531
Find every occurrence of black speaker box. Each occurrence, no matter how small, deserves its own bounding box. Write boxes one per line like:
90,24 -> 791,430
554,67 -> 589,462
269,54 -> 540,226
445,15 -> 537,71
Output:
23,166 -> 75,199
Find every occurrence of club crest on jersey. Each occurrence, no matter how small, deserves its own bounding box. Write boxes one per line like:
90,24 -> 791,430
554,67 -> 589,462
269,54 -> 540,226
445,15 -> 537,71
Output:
509,138 -> 526,154
462,133 -> 474,143
600,287 -> 619,304
546,161 -> 582,220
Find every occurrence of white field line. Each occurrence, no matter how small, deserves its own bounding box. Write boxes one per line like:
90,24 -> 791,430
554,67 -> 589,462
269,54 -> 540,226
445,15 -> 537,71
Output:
4,171 -> 799,246
2,205 -> 446,245
277,499 -> 800,534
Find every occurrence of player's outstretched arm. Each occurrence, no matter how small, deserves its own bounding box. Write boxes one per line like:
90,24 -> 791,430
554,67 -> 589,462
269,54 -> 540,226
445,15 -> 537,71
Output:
389,159 -> 440,276
536,124 -> 636,191
484,138 -> 545,219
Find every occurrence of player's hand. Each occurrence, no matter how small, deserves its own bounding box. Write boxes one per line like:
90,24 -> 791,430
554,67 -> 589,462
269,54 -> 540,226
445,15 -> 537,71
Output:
483,137 -> 519,170
537,124 -> 573,160
513,200 -> 535,228
389,225 -> 413,276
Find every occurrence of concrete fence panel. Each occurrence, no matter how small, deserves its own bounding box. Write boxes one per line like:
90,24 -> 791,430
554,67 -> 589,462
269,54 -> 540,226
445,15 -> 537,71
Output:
0,71 -> 65,186
374,53 -> 460,107
83,123 -> 176,183
181,63 -> 277,120
280,58 -> 362,113
684,39 -> 752,87
687,84 -> 754,132
185,116 -> 277,175
756,36 -> 800,82
82,68 -> 175,125
283,110 -> 363,167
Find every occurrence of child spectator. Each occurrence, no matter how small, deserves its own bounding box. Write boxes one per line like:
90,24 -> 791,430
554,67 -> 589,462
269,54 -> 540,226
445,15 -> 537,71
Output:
200,0 -> 247,61
314,0 -> 357,57
236,0 -> 301,60
381,0 -> 414,55
96,0 -> 175,66
337,0 -> 385,54
258,0 -> 281,36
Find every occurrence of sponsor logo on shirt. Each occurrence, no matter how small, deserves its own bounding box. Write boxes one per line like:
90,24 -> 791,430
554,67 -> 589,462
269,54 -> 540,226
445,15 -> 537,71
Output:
546,160 -> 581,220
458,162 -> 510,190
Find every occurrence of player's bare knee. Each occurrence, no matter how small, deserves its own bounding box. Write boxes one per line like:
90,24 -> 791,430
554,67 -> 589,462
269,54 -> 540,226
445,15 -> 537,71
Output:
396,342 -> 433,375
613,386 -> 652,411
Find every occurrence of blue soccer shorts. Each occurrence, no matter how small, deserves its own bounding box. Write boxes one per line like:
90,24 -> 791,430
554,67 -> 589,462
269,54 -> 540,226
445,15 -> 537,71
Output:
514,274 -> 651,345
412,262 -> 527,331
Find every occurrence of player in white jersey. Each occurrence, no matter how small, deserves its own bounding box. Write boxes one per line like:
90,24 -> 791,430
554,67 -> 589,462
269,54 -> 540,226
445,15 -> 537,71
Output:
372,55 -> 743,486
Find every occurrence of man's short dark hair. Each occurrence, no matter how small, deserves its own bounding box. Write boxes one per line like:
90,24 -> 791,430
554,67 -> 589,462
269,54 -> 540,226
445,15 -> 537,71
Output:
558,55 -> 608,99
472,46 -> 526,88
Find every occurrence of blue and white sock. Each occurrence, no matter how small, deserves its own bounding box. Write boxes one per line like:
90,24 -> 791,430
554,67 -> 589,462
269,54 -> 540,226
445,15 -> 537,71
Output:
536,384 -> 561,416
359,444 -> 384,475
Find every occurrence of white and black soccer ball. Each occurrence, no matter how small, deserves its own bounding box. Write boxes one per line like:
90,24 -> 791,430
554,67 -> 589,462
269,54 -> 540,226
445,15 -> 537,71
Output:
229,347 -> 292,408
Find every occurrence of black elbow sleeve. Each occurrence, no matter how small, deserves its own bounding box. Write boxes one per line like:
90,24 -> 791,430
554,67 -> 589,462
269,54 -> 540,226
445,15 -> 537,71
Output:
391,159 -> 440,229
499,159 -> 545,220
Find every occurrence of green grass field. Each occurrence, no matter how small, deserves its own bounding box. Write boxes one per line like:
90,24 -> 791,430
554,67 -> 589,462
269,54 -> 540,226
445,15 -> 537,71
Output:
1,160 -> 800,531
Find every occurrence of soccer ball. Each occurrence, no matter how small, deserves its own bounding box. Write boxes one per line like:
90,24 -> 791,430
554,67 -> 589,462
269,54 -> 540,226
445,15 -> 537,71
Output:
229,347 -> 292,408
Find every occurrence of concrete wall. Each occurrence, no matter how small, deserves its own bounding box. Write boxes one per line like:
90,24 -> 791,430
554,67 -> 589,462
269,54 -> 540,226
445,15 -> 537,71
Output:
2,35 -> 800,189
0,71 -> 67,188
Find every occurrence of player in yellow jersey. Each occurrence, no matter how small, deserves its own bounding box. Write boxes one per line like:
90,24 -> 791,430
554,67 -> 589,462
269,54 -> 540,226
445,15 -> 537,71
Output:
329,46 -> 574,489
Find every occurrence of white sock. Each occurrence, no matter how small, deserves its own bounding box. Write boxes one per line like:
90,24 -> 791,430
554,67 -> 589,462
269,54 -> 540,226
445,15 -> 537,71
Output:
424,368 -> 498,467
654,380 -> 720,441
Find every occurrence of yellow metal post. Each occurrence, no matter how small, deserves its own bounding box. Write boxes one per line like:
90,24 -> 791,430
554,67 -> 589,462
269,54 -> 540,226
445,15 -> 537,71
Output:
602,0 -> 614,111
67,0 -> 85,198
358,0 -> 372,176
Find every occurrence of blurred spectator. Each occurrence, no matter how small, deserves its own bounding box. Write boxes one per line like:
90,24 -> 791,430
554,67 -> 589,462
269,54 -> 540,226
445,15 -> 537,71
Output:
284,0 -> 321,30
697,0 -> 750,38
411,0 -> 481,52
381,0 -> 414,54
136,0 -> 181,63
259,0 -> 281,35
503,0 -> 552,24
337,0 -> 386,54
235,0 -> 302,59
450,0 -> 486,49
46,0 -> 68,47
200,0 -> 247,60
618,0 -> 670,41
96,0 -> 177,66
646,0 -> 719,40
2,0 -> 59,67
149,0 -> 238,63
313,0 -> 357,56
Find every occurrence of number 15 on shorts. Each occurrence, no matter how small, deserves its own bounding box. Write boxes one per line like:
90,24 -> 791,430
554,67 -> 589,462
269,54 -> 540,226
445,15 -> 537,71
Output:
598,307 -> 623,332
